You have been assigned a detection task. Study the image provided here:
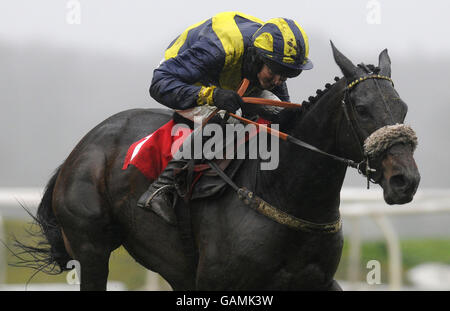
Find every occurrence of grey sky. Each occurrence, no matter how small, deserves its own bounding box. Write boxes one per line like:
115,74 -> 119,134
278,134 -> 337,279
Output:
1,1 -> 450,189
1,0 -> 449,59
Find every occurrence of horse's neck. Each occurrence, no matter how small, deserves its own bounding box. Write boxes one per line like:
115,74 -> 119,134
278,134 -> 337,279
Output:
258,80 -> 347,223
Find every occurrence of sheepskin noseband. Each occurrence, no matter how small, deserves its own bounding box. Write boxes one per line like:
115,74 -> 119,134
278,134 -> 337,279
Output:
364,124 -> 418,159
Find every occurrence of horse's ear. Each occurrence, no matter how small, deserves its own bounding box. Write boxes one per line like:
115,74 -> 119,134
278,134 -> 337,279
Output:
330,41 -> 359,79
378,48 -> 391,77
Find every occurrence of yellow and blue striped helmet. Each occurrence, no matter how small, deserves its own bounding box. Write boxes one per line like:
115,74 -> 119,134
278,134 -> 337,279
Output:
252,18 -> 313,71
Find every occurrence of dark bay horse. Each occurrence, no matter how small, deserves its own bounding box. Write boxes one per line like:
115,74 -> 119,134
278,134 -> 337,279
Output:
18,43 -> 420,290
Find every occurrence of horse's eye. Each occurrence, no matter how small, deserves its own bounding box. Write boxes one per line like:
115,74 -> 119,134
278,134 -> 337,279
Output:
355,105 -> 370,118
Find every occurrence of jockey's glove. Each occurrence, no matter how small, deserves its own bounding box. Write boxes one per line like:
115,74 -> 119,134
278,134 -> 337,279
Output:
213,88 -> 244,114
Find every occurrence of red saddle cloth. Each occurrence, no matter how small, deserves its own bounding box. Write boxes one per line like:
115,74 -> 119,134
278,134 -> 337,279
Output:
122,118 -> 270,180
122,120 -> 191,180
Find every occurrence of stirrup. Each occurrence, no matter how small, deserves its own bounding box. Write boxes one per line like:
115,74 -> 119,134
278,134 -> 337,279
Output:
141,184 -> 174,209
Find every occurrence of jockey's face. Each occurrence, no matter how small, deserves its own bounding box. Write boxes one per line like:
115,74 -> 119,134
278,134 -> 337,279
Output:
257,64 -> 287,90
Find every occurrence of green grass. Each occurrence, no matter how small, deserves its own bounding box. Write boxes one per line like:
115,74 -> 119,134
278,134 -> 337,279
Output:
2,219 -> 450,289
335,238 -> 450,285
1,219 -> 169,290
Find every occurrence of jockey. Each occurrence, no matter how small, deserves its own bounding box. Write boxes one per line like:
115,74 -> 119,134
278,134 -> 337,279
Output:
137,12 -> 313,224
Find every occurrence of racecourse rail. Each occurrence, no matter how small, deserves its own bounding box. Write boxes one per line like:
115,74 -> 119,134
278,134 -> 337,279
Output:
1,187 -> 450,290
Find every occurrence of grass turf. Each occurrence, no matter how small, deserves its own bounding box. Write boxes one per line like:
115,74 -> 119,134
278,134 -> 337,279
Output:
2,219 -> 449,290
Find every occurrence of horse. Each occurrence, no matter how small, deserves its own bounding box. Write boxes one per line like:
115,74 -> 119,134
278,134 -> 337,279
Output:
16,43 -> 420,290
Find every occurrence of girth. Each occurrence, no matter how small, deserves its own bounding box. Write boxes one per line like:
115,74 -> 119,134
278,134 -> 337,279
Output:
207,161 -> 342,234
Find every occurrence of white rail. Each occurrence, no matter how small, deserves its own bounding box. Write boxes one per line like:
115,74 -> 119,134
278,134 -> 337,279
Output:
0,188 -> 43,208
340,188 -> 450,290
1,187 -> 450,290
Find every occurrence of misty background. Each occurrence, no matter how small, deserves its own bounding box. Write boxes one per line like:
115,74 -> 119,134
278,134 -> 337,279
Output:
1,0 -> 449,189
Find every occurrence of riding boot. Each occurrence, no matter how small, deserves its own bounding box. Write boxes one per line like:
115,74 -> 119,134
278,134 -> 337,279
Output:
137,112 -> 222,225
137,159 -> 188,225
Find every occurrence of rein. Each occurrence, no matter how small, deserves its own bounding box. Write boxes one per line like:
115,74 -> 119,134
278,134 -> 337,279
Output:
206,76 -> 394,233
232,75 -> 395,183
229,78 -> 373,172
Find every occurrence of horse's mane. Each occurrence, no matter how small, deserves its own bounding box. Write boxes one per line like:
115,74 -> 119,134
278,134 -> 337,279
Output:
279,64 -> 380,132
278,77 -> 340,132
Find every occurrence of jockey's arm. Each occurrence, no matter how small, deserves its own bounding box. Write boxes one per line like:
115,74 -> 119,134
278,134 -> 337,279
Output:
150,42 -> 223,110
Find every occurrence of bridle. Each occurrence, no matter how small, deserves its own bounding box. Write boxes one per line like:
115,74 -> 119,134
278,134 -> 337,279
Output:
228,75 -> 395,188
340,68 -> 395,188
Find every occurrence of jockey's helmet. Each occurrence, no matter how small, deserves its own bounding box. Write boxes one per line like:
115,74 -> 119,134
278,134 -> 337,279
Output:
251,18 -> 313,78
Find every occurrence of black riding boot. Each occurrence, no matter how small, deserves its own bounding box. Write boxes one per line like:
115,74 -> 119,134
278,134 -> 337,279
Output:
137,159 -> 188,225
137,114 -> 220,224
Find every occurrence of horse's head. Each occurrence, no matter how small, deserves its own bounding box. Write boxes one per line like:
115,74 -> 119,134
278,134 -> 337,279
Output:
331,42 -> 420,204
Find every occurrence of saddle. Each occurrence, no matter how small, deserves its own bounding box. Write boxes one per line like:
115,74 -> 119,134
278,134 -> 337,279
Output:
174,157 -> 246,201
122,110 -> 265,201
171,110 -> 257,202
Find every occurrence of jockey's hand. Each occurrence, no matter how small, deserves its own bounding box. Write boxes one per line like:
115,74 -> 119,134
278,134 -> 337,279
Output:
213,88 -> 243,114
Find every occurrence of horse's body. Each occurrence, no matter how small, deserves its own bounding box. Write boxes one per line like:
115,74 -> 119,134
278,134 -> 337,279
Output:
23,44 -> 420,290
51,104 -> 344,290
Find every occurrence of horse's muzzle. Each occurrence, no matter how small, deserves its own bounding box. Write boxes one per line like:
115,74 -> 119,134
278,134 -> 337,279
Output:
364,124 -> 421,205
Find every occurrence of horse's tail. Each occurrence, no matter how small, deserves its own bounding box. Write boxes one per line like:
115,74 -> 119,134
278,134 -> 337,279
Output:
11,167 -> 72,275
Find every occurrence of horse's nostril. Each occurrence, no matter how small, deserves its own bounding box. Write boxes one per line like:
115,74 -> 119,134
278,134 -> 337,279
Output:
390,174 -> 407,189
